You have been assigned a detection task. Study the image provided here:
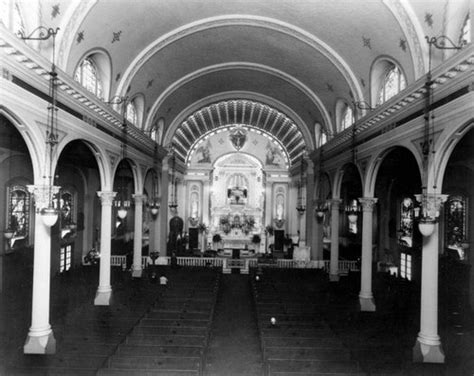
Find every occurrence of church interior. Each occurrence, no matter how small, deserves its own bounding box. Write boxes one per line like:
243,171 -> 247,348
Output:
0,0 -> 473,375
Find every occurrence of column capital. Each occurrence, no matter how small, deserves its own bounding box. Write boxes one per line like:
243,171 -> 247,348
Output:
27,185 -> 61,210
329,198 -> 342,209
132,194 -> 147,204
359,197 -> 378,211
97,191 -> 117,205
415,193 -> 448,220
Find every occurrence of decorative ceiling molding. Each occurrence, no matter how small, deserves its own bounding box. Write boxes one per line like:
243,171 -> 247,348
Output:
383,0 -> 427,78
163,91 -> 314,152
114,14 -> 363,107
171,100 -> 305,166
56,0 -> 98,71
146,62 -> 333,135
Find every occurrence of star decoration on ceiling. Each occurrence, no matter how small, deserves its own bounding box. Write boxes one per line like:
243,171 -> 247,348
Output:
112,30 -> 122,43
147,79 -> 154,88
425,13 -> 433,27
218,138 -> 225,145
362,36 -> 371,49
51,4 -> 60,18
399,38 -> 407,52
115,73 -> 121,82
326,83 -> 334,92
252,139 -> 259,146
76,31 -> 84,44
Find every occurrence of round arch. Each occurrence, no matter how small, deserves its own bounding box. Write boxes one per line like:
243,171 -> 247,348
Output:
363,142 -> 422,197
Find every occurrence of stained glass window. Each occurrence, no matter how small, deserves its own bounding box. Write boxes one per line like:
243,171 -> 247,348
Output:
377,65 -> 406,105
445,195 -> 467,259
74,58 -> 104,100
399,197 -> 414,247
7,185 -> 30,238
341,106 -> 354,130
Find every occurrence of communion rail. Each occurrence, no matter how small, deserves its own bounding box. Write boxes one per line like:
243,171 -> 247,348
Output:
108,255 -> 359,274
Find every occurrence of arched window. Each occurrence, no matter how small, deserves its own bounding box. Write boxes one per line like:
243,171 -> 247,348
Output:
377,64 -> 406,105
150,125 -> 157,141
125,101 -> 137,125
74,58 -> 104,100
341,105 -> 354,130
459,13 -> 471,46
320,132 -> 327,146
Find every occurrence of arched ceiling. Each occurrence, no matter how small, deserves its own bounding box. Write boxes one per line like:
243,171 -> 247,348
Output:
175,99 -> 303,165
14,0 -> 468,164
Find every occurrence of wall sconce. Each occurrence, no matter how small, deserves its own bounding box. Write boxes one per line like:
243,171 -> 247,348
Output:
314,199 -> 328,220
149,201 -> 160,217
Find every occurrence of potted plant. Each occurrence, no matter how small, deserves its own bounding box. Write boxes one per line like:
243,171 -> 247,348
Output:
251,233 -> 261,253
212,233 -> 222,250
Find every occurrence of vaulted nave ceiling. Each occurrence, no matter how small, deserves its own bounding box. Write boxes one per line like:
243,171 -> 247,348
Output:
15,0 -> 468,164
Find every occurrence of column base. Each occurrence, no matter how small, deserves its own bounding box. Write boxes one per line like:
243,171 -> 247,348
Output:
413,337 -> 445,363
359,295 -> 376,311
329,273 -> 339,282
132,268 -> 143,278
94,288 -> 112,306
24,330 -> 56,354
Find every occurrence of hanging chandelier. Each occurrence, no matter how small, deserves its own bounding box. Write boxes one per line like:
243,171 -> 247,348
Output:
168,148 -> 178,211
296,149 -> 306,215
20,27 -> 61,227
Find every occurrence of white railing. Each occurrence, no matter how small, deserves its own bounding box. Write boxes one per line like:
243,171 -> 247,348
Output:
110,255 -> 150,269
109,255 -> 359,275
323,260 -> 360,275
111,255 -> 126,266
177,257 -> 224,267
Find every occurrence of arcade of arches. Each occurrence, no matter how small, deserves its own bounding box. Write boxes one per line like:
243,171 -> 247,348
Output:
0,0 -> 473,368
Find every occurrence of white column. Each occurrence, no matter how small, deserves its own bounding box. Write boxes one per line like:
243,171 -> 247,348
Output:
329,199 -> 341,281
24,184 -> 60,354
94,191 -> 116,306
358,197 -> 378,311
132,194 -> 145,278
159,159 -> 170,255
413,194 -> 447,363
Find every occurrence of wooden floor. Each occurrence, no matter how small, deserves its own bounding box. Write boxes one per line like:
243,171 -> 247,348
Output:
1,257 -> 473,375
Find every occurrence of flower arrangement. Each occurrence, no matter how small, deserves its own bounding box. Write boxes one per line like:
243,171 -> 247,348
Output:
251,234 -> 261,244
212,233 -> 222,243
265,225 -> 274,235
198,222 -> 208,233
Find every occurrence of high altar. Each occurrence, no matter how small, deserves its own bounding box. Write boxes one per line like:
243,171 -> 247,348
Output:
209,153 -> 264,250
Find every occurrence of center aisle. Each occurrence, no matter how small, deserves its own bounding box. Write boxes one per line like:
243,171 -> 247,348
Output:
204,274 -> 263,376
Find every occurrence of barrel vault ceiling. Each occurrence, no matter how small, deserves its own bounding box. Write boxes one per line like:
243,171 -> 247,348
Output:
7,0 -> 468,164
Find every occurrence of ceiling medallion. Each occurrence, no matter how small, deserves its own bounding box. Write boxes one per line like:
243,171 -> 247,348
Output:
229,127 -> 247,151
